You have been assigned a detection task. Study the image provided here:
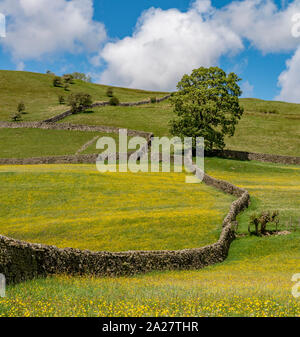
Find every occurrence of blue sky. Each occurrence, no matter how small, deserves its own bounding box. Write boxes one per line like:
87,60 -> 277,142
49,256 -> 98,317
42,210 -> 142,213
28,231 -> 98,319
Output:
0,0 -> 300,101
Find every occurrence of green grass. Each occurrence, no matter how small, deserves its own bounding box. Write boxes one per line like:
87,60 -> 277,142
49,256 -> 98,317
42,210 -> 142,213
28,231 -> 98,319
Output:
0,164 -> 234,251
1,158 -> 300,317
0,128 -> 119,158
224,99 -> 300,156
0,70 -> 168,122
0,70 -> 300,317
63,97 -> 300,156
61,100 -> 174,136
205,157 -> 300,229
1,70 -> 300,156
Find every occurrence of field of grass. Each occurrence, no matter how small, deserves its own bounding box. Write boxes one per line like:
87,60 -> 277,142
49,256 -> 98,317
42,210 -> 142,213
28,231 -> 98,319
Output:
0,70 -> 300,317
0,164 -> 234,251
1,70 -> 299,156
1,158 -> 299,317
0,128 -> 119,158
62,101 -> 174,136
0,70 -> 168,122
225,99 -> 300,156
63,97 -> 300,156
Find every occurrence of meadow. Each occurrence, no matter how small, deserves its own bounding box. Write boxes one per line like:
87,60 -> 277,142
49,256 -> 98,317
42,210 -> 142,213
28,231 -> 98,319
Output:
0,158 -> 299,317
0,128 -> 118,158
0,70 -> 300,317
0,164 -> 234,251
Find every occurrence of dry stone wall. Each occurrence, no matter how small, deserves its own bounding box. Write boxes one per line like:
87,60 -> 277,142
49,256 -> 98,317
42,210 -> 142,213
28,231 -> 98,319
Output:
207,149 -> 300,166
43,95 -> 171,123
0,121 -> 152,138
0,171 -> 249,285
0,94 -> 255,285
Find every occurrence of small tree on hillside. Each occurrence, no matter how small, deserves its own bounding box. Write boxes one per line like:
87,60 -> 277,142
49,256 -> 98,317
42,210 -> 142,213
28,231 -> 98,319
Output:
17,102 -> 26,114
63,74 -> 74,84
11,112 -> 22,122
53,76 -> 63,87
109,96 -> 120,106
68,93 -> 93,114
58,95 -> 65,104
70,72 -> 92,83
106,87 -> 114,97
170,67 -> 244,151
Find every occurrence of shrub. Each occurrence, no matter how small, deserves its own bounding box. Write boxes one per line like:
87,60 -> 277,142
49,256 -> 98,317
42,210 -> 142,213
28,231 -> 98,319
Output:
259,108 -> 278,114
58,95 -> 65,104
53,76 -> 62,87
109,97 -> 120,106
106,87 -> 114,97
46,70 -> 55,75
69,72 -> 92,83
63,74 -> 74,84
64,83 -> 70,91
150,97 -> 157,103
11,112 -> 22,122
248,210 -> 280,236
68,93 -> 93,114
17,102 -> 26,114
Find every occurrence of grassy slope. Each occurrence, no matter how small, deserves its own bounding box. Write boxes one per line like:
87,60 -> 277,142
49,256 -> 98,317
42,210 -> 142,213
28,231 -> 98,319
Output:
0,70 -> 300,316
62,101 -> 174,136
1,70 -> 299,156
0,164 -> 234,251
63,98 -> 300,156
225,98 -> 300,156
1,158 -> 299,317
0,128 -> 119,158
0,70 -> 168,121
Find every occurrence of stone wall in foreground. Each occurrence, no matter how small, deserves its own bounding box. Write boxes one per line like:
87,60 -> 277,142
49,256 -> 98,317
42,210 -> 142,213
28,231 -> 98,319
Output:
0,172 -> 249,285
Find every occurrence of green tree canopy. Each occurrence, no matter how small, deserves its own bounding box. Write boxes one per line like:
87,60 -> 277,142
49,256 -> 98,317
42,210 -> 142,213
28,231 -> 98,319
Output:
170,66 -> 244,151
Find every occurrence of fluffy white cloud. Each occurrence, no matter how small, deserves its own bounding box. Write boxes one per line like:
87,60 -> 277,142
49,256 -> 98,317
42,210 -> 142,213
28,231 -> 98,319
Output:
99,5 -> 243,91
97,0 -> 300,96
275,46 -> 300,102
0,0 -> 106,60
215,0 -> 300,53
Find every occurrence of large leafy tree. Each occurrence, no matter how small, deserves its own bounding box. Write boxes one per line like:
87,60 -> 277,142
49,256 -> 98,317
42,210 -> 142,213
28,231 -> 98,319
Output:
170,67 -> 244,151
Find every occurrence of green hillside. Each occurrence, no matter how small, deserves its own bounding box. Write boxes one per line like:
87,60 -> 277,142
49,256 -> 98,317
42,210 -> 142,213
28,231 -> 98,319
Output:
1,70 -> 300,157
63,97 -> 300,156
0,70 -> 168,121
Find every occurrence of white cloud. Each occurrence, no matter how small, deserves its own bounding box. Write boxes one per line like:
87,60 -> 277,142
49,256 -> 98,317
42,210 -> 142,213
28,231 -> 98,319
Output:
99,5 -> 243,91
241,80 -> 254,97
215,0 -> 300,53
98,0 -> 300,91
276,46 -> 300,102
192,0 -> 213,14
0,0 -> 106,61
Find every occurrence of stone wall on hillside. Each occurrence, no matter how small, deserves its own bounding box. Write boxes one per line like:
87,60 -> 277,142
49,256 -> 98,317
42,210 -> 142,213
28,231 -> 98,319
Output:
207,149 -> 300,166
43,95 -> 171,123
0,121 -> 152,138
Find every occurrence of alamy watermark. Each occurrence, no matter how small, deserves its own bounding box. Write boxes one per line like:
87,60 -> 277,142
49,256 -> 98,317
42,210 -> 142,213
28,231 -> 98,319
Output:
95,129 -> 204,183
292,273 -> 300,298
0,13 -> 6,38
0,274 -> 5,297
